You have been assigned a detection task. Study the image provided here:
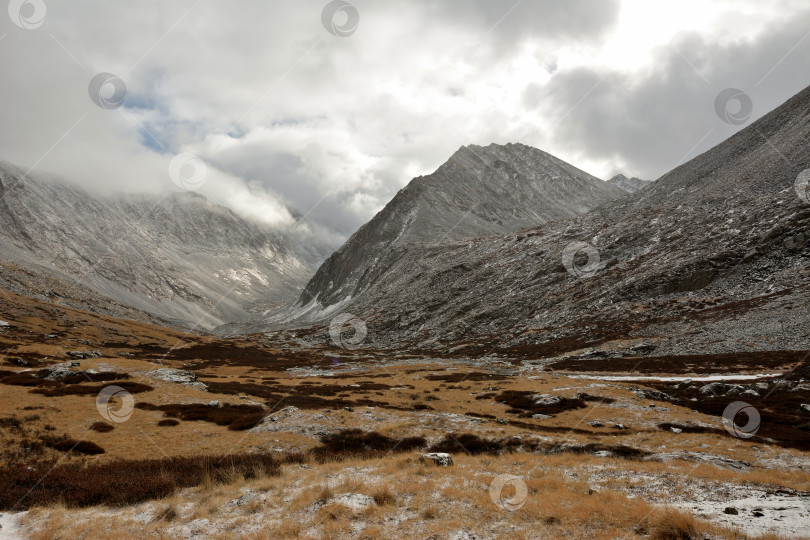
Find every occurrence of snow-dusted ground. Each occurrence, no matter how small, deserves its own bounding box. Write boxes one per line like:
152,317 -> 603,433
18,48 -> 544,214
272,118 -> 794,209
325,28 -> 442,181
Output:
673,492 -> 810,538
585,467 -> 810,538
568,373 -> 784,382
0,512 -> 25,539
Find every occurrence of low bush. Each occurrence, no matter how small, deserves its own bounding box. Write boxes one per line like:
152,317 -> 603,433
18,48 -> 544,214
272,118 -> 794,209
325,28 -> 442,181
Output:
0,452 -> 304,510
312,429 -> 426,461
136,402 -> 266,431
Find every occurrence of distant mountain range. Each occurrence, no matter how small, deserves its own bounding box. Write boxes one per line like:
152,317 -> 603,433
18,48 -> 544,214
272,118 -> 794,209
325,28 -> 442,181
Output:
3,85 -> 809,360
258,85 -> 810,358
0,164 -> 327,330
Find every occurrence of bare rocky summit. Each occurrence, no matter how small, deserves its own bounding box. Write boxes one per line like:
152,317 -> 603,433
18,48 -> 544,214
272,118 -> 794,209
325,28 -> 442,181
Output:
608,174 -> 651,193
297,142 -> 625,313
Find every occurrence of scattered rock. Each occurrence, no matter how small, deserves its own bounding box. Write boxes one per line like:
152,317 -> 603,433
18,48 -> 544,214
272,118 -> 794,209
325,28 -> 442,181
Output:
588,420 -> 604,428
611,423 -> 626,430
723,507 -> 738,515
670,427 -> 683,433
496,418 -> 506,424
647,452 -> 750,471
147,368 -> 207,391
635,388 -> 672,401
531,394 -> 562,405
66,350 -> 101,359
208,400 -> 220,407
531,414 -> 553,419
45,366 -> 75,381
800,404 -> 810,414
628,343 -> 656,355
419,453 -> 454,467
333,493 -> 376,512
6,357 -> 28,367
698,382 -> 728,396
225,493 -> 258,509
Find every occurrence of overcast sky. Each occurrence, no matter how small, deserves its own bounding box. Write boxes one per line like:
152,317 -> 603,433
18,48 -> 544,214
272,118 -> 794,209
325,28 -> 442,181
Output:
2,0 -> 809,247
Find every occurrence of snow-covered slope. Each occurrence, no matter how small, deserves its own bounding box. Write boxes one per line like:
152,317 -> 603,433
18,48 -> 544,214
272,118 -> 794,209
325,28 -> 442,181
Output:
0,164 -> 326,329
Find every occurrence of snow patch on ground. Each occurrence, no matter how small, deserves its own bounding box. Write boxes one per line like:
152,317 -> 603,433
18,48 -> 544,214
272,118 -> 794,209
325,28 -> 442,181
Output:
569,373 -> 784,382
673,494 -> 810,538
0,512 -> 25,539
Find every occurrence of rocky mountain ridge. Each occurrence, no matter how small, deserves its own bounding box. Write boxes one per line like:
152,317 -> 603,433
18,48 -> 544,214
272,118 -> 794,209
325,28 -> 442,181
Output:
258,85 -> 810,358
297,143 -> 626,313
608,174 -> 651,193
0,163 -> 326,329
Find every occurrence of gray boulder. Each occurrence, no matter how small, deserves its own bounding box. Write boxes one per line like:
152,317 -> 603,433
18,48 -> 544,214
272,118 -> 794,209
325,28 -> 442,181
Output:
419,453 -> 454,466
147,368 -> 207,391
698,382 -> 728,396
531,394 -> 562,405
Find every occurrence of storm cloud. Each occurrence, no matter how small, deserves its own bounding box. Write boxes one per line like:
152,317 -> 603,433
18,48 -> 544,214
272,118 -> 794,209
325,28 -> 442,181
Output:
0,0 -> 807,247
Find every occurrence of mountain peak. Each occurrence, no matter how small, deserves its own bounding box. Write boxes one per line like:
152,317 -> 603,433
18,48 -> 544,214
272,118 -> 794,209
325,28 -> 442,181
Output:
297,143 -> 625,311
608,174 -> 651,193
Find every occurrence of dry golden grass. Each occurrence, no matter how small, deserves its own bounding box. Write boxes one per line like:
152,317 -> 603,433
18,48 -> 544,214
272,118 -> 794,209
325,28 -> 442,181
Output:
2,290 -> 807,539
18,449 -> 800,540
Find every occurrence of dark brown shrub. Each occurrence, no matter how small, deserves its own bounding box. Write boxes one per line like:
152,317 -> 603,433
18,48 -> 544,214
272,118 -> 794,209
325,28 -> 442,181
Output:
0,417 -> 22,430
32,382 -> 153,397
428,433 -> 505,455
136,402 -> 266,431
0,452 -> 304,510
41,436 -> 105,455
312,429 -> 426,461
89,422 -> 114,433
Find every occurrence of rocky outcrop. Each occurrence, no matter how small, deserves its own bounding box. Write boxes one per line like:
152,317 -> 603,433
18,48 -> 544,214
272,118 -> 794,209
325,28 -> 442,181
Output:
147,368 -> 207,391
419,452 -> 454,466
